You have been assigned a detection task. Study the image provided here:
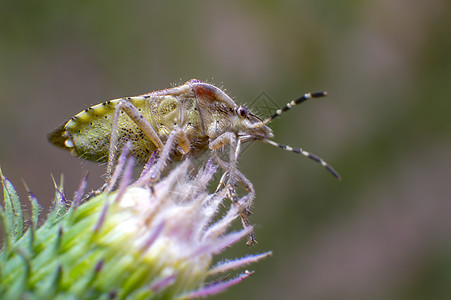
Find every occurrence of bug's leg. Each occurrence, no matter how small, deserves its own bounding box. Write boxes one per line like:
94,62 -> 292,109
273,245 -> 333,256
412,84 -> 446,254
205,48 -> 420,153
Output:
212,150 -> 258,246
209,132 -> 240,187
137,150 -> 158,182
136,125 -> 189,186
105,98 -> 166,184
229,170 -> 257,245
213,137 -> 242,192
105,101 -> 124,184
119,98 -> 165,150
92,101 -> 126,195
146,126 -> 180,184
205,129 -> 255,245
85,140 -> 132,200
210,133 -> 248,208
215,171 -> 229,193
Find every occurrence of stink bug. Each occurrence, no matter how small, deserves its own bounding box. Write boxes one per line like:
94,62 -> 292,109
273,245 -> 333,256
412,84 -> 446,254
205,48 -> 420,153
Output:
48,79 -> 340,244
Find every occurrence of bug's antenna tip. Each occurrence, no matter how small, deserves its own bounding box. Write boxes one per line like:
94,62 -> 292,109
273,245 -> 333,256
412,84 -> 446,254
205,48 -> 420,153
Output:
262,139 -> 341,180
311,91 -> 328,98
331,169 -> 342,181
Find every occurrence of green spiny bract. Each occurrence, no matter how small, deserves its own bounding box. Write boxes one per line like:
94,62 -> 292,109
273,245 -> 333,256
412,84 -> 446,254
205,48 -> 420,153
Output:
0,157 -> 271,300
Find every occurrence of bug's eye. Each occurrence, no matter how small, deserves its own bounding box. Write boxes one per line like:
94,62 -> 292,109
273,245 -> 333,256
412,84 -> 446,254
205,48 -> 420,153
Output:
237,106 -> 248,117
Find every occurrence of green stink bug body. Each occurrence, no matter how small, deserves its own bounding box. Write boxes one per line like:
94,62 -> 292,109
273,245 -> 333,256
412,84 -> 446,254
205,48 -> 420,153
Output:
48,79 -> 339,245
48,79 -> 274,166
48,79 -> 339,179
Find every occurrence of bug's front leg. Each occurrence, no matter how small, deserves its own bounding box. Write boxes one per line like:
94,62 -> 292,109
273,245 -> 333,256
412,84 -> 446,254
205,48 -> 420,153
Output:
210,133 -> 258,245
212,151 -> 257,245
209,132 -> 239,205
209,132 -> 240,187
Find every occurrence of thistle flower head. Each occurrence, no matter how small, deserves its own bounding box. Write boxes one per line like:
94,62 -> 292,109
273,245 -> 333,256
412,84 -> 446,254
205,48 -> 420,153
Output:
0,153 -> 271,299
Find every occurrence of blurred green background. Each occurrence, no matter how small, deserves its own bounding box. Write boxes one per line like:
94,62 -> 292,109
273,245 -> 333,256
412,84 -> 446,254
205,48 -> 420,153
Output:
1,0 -> 451,299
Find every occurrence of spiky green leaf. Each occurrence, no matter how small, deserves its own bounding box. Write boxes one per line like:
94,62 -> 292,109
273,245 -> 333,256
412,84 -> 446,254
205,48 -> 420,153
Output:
1,170 -> 24,241
23,181 -> 41,229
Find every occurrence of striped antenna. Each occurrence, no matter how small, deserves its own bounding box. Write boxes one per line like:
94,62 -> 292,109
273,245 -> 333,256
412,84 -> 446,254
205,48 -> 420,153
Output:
262,139 -> 341,180
263,91 -> 327,125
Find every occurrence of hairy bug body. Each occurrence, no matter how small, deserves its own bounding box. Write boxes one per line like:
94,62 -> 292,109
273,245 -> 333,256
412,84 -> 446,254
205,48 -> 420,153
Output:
48,79 -> 338,178
48,79 -> 340,245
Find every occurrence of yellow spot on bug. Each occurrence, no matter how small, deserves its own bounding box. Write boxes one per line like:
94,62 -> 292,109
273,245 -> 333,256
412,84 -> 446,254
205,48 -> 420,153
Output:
90,103 -> 108,115
64,139 -> 74,148
76,111 -> 91,123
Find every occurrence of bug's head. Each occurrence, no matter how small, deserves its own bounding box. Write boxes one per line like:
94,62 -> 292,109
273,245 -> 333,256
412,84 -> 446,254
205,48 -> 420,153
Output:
188,80 -> 273,141
233,105 -> 274,142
